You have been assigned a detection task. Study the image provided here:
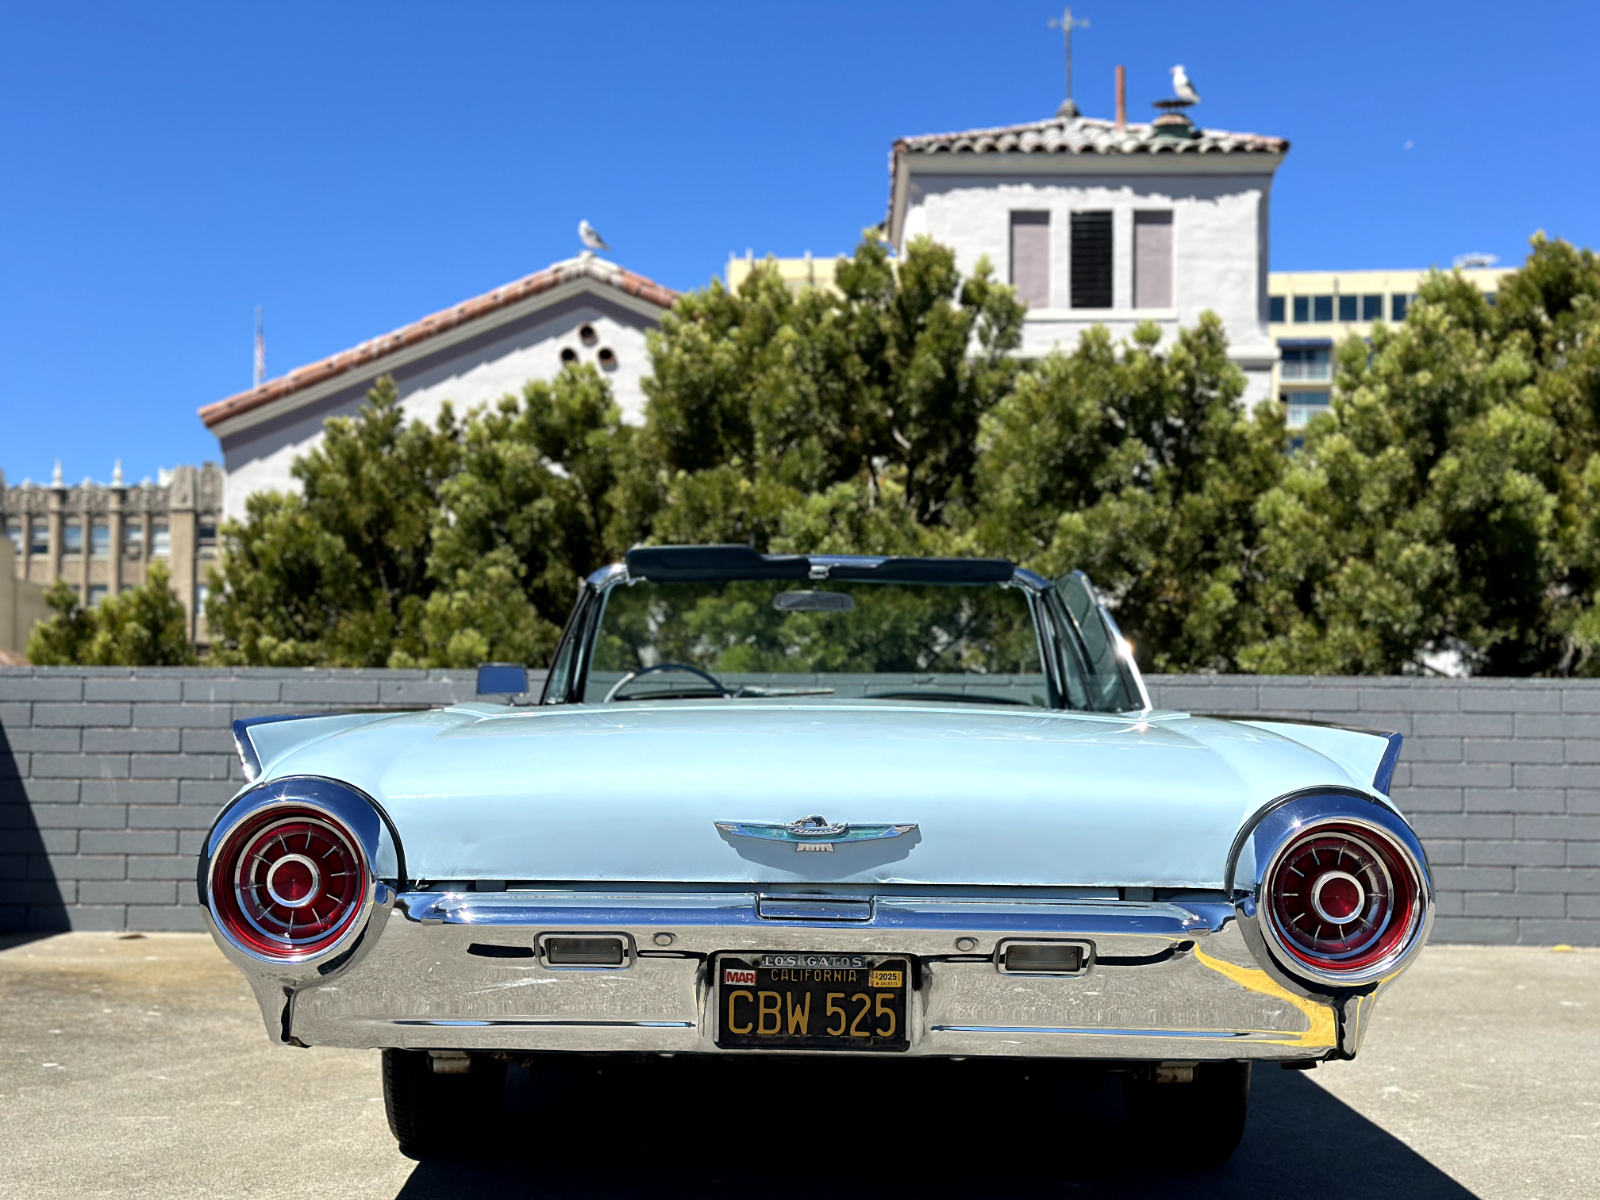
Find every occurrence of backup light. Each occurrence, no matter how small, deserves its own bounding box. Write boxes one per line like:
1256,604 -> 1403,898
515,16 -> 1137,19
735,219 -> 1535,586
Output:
543,936 -> 628,967
998,941 -> 1089,974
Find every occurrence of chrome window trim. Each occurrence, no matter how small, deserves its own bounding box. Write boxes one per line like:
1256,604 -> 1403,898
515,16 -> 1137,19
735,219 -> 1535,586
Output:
555,558 -> 1122,714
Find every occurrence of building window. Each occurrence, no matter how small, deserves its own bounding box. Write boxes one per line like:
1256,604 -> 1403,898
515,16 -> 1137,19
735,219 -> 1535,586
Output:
195,583 -> 210,614
1285,390 -> 1332,429
90,521 -> 110,558
198,520 -> 218,552
1292,296 -> 1309,323
1338,295 -> 1357,322
1312,295 -> 1334,322
1281,346 -> 1332,382
29,519 -> 48,556
1484,292 -> 1497,307
4,520 -> 20,554
63,520 -> 83,555
1009,211 -> 1051,310
1070,211 -> 1113,309
1362,294 -> 1383,320
1269,296 -> 1286,323
1391,294 -> 1414,321
152,522 -> 170,558
1133,211 -> 1173,308
124,523 -> 143,558
88,585 -> 108,607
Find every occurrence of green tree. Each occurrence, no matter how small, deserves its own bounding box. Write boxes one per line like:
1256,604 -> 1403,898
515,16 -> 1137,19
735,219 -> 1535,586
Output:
206,368 -> 631,668
205,377 -> 463,666
423,365 -> 630,647
975,316 -> 1286,671
619,232 -> 1025,555
26,561 -> 196,666
1239,246 -> 1576,675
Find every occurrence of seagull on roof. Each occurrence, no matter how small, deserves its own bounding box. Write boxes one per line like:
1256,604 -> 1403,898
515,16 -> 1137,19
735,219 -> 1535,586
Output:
579,220 -> 610,252
1171,65 -> 1201,105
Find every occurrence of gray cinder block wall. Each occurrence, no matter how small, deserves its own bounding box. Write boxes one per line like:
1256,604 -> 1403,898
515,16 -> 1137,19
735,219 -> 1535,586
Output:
0,668 -> 491,935
2,668 -> 1597,945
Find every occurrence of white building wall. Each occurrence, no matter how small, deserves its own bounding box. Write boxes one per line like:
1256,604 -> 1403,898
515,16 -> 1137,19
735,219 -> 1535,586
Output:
902,167 -> 1278,405
216,303 -> 656,522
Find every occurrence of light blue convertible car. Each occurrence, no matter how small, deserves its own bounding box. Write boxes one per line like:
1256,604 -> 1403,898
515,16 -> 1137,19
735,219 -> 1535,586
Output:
200,546 -> 1432,1162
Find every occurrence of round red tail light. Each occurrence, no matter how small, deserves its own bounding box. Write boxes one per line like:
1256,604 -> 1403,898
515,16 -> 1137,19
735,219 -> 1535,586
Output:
210,807 -> 368,959
1266,822 -> 1421,976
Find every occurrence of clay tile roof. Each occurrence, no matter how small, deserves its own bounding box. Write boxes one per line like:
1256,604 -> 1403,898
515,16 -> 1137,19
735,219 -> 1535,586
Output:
893,113 -> 1289,160
199,256 -> 677,430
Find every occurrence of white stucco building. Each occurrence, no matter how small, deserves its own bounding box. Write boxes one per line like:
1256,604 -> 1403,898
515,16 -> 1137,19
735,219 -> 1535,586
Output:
200,256 -> 676,521
886,110 -> 1289,404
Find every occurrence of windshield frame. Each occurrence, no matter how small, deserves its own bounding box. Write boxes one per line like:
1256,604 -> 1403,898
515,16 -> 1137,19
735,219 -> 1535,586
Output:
540,554 -> 1145,714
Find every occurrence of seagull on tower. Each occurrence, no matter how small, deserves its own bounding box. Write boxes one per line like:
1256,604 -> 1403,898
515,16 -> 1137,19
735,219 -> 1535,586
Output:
579,220 -> 611,252
1171,65 -> 1201,105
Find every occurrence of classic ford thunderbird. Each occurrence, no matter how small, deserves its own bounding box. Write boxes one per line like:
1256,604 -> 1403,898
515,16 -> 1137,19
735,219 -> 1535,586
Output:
200,546 -> 1432,1163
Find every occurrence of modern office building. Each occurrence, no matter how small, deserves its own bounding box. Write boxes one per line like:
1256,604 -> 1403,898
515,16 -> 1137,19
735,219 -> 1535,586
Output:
0,463 -> 224,646
1268,267 -> 1513,429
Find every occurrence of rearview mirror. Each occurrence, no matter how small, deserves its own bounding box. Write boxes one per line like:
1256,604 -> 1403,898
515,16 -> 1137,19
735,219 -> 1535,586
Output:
476,663 -> 529,695
773,590 -> 855,613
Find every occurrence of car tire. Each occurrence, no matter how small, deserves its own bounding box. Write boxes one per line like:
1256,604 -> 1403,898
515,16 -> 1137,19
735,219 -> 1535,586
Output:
382,1049 -> 507,1158
1121,1061 -> 1251,1168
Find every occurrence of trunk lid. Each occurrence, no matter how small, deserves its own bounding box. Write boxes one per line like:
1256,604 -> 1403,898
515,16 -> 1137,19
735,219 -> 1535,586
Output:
261,701 -> 1380,889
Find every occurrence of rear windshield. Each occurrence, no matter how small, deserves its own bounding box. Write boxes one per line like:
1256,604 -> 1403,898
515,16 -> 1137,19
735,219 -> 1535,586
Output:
583,579 -> 1047,708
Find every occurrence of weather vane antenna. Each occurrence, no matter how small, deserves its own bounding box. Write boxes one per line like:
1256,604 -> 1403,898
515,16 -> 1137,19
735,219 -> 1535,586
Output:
253,306 -> 266,388
1047,7 -> 1089,119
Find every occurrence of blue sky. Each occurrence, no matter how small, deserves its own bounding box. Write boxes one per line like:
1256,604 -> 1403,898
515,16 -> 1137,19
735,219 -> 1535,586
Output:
1,0 -> 1593,485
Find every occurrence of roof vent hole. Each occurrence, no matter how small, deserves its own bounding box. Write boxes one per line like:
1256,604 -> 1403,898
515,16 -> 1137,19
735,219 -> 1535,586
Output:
559,347 -> 579,365
597,347 -> 617,371
578,324 -> 598,346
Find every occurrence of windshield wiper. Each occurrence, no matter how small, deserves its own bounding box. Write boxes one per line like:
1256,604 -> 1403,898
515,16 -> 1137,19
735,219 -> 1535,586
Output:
863,691 -> 1033,707
731,686 -> 837,698
611,688 -> 727,701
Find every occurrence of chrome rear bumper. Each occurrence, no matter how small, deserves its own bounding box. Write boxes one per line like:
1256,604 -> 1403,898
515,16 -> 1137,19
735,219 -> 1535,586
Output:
230,890 -> 1394,1063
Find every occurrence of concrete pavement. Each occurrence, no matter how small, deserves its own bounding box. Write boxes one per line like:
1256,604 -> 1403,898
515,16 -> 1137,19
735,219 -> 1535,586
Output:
0,933 -> 1594,1199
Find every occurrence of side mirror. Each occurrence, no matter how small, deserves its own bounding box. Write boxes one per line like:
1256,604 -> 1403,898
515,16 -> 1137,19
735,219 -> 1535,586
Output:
476,663 -> 529,696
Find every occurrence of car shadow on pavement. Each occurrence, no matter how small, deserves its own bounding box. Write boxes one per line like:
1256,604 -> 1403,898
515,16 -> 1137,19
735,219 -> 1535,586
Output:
392,1058 -> 1480,1200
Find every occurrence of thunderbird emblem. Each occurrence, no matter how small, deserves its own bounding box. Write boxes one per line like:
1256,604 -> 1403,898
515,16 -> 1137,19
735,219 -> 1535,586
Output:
715,815 -> 918,852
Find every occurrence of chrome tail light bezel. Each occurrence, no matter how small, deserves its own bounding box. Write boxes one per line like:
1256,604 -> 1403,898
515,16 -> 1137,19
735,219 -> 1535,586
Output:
199,775 -> 400,972
1226,788 -> 1433,995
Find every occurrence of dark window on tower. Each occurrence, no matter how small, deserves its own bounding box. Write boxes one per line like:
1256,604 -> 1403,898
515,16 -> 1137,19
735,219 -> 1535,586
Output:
1269,296 -> 1286,323
1070,211 -> 1113,309
1293,296 -> 1310,323
1009,212 -> 1051,309
1338,295 -> 1358,322
1362,294 -> 1383,320
1312,295 -> 1334,322
1391,294 -> 1413,321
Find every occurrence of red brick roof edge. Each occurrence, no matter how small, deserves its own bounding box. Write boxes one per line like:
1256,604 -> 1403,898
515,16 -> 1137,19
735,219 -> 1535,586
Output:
199,257 -> 678,430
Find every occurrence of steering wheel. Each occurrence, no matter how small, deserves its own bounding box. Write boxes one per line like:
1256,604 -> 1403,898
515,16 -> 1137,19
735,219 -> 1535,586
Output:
603,662 -> 730,703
